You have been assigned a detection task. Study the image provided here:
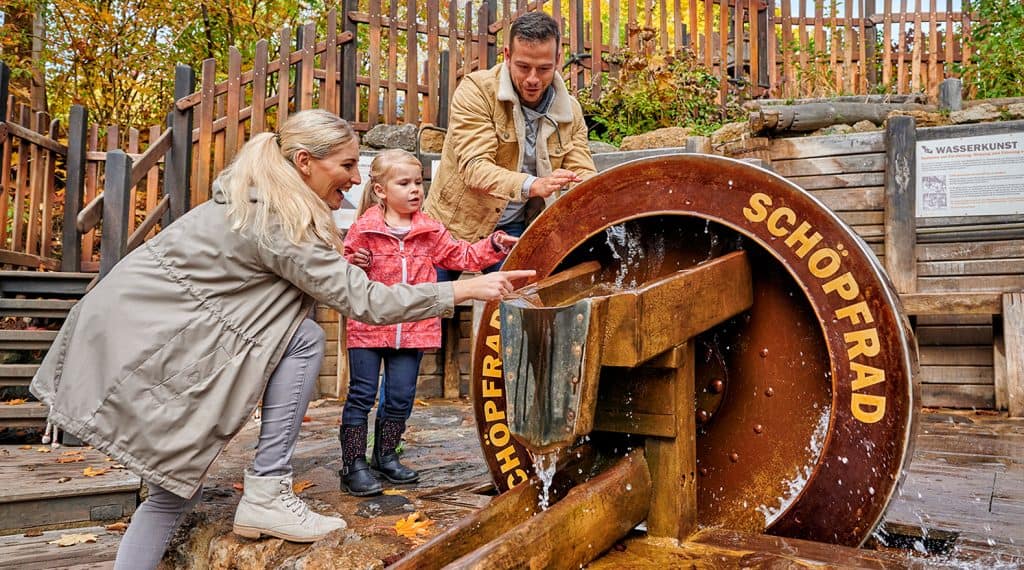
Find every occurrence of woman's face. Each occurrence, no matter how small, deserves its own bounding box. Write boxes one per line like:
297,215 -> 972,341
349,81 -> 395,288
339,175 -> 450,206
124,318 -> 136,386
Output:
300,138 -> 361,211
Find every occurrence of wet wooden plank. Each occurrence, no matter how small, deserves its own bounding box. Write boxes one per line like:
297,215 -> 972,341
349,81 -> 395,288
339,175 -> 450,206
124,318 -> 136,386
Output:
0,525 -> 120,569
922,384 -> 993,408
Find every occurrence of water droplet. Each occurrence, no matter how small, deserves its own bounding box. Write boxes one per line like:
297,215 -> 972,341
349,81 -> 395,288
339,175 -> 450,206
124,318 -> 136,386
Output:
625,484 -> 632,492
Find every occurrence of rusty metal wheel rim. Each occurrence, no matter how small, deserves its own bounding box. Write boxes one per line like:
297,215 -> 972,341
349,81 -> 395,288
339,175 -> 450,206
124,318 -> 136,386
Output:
471,154 -> 918,546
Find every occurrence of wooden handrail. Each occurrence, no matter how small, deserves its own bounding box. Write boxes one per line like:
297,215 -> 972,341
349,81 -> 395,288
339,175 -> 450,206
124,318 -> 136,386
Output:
129,128 -> 173,187
0,120 -> 68,155
77,194 -> 103,233
125,195 -> 170,254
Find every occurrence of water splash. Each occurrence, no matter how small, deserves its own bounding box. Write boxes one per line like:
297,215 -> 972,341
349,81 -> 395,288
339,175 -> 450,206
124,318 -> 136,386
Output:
756,405 -> 831,524
604,222 -> 645,289
532,451 -> 559,511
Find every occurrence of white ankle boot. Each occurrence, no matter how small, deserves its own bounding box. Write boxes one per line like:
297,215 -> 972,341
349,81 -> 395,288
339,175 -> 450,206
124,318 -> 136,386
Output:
233,470 -> 347,542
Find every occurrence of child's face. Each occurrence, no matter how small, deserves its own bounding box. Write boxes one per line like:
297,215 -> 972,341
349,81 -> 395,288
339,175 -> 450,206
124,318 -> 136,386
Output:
374,163 -> 423,216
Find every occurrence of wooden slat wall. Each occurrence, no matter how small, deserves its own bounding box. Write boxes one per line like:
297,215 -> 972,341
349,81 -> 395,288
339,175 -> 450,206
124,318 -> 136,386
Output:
770,131 -> 887,261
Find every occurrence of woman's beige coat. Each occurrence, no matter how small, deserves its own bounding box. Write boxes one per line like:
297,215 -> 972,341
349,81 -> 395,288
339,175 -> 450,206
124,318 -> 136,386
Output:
30,188 -> 454,499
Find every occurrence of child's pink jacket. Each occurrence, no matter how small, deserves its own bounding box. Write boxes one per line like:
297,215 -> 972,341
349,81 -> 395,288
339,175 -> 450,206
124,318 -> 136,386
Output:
343,205 -> 508,349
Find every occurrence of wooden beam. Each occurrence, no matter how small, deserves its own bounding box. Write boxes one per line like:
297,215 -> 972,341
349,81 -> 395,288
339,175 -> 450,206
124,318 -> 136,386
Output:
901,292 -> 1002,315
446,451 -> 651,570
883,115 -> 917,294
645,342 -> 697,541
1004,292 -> 1024,417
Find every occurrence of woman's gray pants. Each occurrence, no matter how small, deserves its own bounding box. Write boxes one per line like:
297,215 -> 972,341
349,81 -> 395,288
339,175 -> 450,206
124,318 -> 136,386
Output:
113,318 -> 325,569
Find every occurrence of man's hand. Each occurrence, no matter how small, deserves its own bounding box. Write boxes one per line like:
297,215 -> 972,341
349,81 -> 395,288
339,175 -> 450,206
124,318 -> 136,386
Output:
528,169 -> 583,199
350,247 -> 372,269
452,270 -> 536,303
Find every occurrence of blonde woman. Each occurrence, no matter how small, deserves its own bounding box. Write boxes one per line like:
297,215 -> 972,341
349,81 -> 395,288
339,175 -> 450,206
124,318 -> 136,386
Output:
30,110 -> 532,570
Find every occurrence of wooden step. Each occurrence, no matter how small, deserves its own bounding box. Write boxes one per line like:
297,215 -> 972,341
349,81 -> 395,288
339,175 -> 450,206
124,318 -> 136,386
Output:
0,271 -> 95,298
0,445 -> 140,534
0,330 -> 58,351
0,524 -> 121,568
0,299 -> 77,318
0,364 -> 40,387
0,401 -> 48,428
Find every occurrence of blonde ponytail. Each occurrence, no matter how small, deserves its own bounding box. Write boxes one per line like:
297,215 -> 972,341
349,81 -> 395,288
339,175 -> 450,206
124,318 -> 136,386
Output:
215,110 -> 356,249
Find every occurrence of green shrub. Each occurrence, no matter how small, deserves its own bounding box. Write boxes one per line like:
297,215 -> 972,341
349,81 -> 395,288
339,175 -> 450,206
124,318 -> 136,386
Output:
579,48 -> 742,145
957,0 -> 1024,99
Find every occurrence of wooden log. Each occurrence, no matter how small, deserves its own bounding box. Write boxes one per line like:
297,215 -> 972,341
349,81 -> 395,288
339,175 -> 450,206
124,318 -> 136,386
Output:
749,103 -> 934,134
446,451 -> 651,570
391,445 -> 603,569
884,115 -> 917,294
1004,292 -> 1024,417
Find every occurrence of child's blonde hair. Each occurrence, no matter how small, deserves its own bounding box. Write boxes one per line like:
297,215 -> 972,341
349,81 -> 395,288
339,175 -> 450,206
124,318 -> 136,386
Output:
356,149 -> 423,217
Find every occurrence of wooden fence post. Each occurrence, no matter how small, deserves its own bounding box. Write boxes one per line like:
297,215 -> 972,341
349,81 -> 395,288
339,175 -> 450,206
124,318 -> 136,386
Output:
166,64 -> 195,225
99,150 -> 132,278
62,105 -> 88,272
939,78 -> 963,112
883,115 -> 917,294
0,61 -> 9,122
341,0 -> 358,122
438,50 -> 450,129
572,0 -> 585,90
1005,292 -> 1024,417
486,0 -> 497,68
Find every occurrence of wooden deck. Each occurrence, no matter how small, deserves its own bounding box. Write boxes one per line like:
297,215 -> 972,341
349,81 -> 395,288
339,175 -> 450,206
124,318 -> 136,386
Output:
0,408 -> 1019,568
0,445 -> 140,533
878,409 -> 1024,565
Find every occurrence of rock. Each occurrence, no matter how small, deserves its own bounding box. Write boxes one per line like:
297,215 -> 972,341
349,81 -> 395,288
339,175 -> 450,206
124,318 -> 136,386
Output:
362,124 -> 418,151
950,103 -> 1000,124
1006,103 -> 1024,119
711,121 -> 751,145
852,120 -> 878,132
811,124 -> 854,136
419,128 -> 445,153
886,109 -> 949,127
588,140 -> 619,154
619,127 -> 692,150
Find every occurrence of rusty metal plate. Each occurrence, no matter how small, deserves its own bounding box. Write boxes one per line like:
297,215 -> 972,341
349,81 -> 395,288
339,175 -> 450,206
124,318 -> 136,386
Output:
471,154 -> 918,547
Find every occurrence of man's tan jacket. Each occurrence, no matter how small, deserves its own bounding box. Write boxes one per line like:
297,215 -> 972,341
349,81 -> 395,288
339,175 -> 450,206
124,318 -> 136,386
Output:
424,63 -> 597,242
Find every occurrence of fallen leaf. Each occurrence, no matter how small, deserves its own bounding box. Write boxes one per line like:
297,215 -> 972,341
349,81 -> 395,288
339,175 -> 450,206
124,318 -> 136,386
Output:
5,398 -> 27,406
56,455 -> 84,463
105,522 -> 128,533
394,512 -> 434,540
302,415 -> 312,422
36,447 -> 53,453
232,482 -> 244,492
19,445 -> 32,450
57,477 -> 71,483
104,457 -> 114,462
24,530 -> 43,537
111,464 -> 126,469
292,480 -> 316,493
382,489 -> 405,496
414,399 -> 430,407
82,466 -> 110,477
48,533 -> 98,547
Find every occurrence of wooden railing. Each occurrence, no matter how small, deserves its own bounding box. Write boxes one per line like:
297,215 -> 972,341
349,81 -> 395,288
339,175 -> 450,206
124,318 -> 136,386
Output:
0,63 -> 65,270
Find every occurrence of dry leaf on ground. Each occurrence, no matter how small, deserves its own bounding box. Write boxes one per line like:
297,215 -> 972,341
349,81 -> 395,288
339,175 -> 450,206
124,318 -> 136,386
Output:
232,482 -> 244,491
19,445 -> 32,450
394,512 -> 434,540
105,522 -> 128,533
56,455 -> 84,463
35,447 -> 52,453
5,398 -> 27,406
382,489 -> 405,496
292,480 -> 315,493
48,533 -> 98,547
82,466 -> 110,477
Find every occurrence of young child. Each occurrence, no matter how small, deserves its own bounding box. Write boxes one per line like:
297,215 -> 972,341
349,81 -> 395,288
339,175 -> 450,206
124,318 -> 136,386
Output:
340,149 -> 518,496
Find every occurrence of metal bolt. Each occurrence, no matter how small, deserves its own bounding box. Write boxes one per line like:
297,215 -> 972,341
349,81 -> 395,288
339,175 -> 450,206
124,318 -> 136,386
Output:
699,467 -> 709,477
572,344 -> 582,356
729,452 -> 739,463
760,347 -> 769,358
753,424 -> 763,434
505,346 -> 513,356
697,409 -> 710,424
571,376 -> 579,384
709,379 -> 724,394
576,313 -> 584,323
567,411 -> 576,421
507,314 -> 514,323
764,387 -> 774,397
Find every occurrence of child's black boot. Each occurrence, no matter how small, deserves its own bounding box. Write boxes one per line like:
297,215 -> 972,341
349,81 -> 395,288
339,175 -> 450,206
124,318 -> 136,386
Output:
339,424 -> 383,496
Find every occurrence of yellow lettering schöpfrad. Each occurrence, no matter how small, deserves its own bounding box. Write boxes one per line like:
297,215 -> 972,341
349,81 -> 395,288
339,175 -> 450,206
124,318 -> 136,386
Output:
852,393 -> 886,423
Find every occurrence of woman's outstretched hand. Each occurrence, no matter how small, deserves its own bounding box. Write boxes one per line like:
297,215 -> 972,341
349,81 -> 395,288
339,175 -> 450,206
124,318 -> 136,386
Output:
452,270 -> 536,303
